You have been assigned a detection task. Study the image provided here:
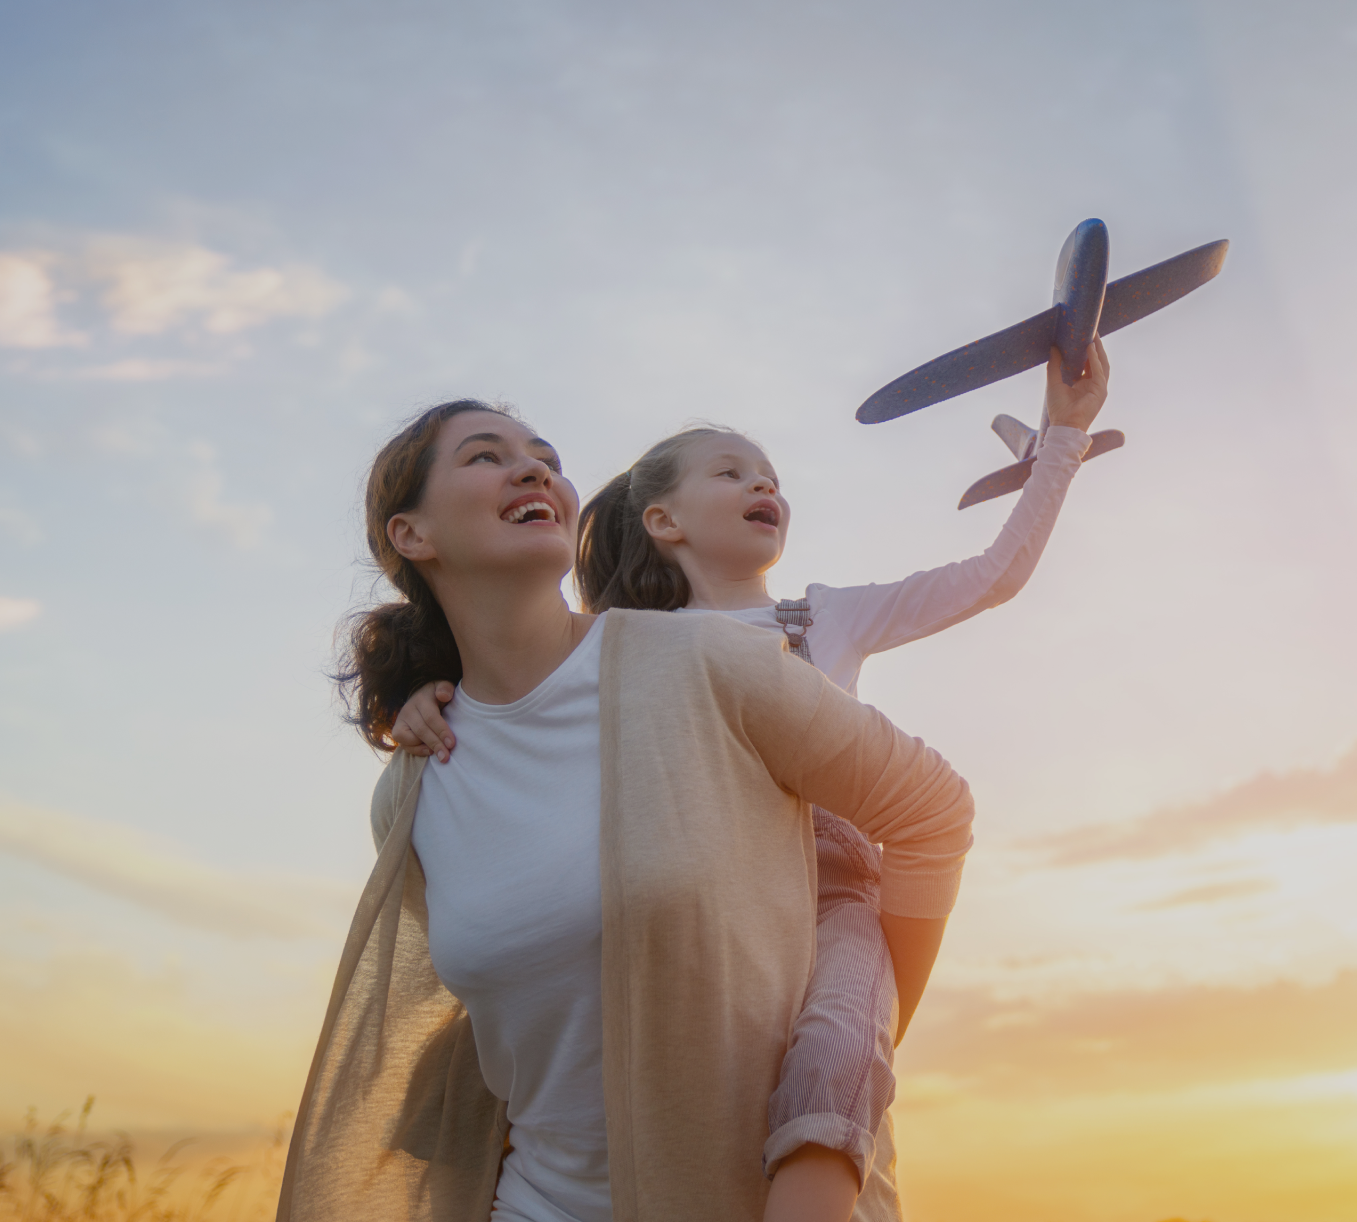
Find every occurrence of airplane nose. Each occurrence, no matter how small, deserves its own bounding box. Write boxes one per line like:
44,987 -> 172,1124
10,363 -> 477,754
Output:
1052,218 -> 1110,386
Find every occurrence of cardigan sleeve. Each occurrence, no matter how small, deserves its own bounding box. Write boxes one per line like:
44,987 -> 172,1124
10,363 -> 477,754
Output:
370,750 -> 426,852
701,616 -> 975,919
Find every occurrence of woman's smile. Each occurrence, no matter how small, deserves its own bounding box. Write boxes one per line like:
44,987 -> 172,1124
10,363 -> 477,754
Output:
501,492 -> 561,524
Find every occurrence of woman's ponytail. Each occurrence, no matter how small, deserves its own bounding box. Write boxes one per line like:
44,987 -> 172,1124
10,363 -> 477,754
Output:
335,398 -> 512,750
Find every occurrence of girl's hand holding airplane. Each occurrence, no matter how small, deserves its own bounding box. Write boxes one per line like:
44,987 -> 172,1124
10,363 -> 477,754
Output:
1045,336 -> 1110,433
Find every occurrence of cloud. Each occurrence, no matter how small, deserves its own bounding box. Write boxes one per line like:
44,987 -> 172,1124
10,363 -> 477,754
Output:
0,507 -> 44,545
0,798 -> 355,940
0,253 -> 85,349
0,946 -> 316,1130
1136,877 -> 1275,911
77,358 -> 225,381
0,597 -> 41,632
0,238 -> 348,366
901,971 -> 1357,1098
183,441 -> 272,550
87,239 -> 348,337
1025,743 -> 1357,865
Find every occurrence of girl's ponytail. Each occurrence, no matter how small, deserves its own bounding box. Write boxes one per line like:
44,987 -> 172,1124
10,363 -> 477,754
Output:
576,426 -> 741,614
577,469 -> 689,613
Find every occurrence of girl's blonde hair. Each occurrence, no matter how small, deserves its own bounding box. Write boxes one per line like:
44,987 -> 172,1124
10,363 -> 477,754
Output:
575,425 -> 746,613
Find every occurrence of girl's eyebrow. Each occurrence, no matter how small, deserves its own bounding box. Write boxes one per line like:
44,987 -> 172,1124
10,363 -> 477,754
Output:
709,452 -> 778,480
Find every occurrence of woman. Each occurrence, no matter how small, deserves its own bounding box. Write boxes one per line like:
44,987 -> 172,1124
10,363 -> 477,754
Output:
277,400 -> 974,1222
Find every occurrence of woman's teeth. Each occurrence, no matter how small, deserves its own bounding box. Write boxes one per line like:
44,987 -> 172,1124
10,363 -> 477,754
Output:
502,501 -> 557,524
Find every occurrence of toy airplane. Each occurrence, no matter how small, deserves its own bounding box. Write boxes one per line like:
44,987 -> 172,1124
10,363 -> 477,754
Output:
856,219 -> 1229,508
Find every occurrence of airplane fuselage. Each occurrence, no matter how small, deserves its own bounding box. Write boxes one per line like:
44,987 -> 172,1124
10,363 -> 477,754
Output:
1052,218 -> 1110,385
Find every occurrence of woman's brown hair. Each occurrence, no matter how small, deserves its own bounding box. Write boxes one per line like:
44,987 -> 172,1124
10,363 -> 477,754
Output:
336,398 -> 516,750
575,425 -> 743,614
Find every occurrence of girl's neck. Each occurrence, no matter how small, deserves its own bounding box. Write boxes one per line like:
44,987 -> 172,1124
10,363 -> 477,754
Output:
682,568 -> 776,612
431,572 -> 596,705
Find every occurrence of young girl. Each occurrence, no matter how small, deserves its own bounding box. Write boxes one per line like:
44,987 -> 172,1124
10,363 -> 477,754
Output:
392,341 -> 1110,1221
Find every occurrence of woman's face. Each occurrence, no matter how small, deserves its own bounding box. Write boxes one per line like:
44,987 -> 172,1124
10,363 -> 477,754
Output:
389,410 -> 580,587
647,434 -> 790,578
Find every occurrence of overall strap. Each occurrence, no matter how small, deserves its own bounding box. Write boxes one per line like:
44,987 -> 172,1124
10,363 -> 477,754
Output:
774,598 -> 814,665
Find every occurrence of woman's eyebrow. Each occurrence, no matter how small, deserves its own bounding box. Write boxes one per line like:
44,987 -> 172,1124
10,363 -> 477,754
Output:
453,431 -> 506,453
453,431 -> 558,460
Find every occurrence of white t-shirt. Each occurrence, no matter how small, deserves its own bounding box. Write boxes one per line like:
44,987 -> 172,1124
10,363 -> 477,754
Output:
677,425 -> 1090,694
412,616 -> 610,1222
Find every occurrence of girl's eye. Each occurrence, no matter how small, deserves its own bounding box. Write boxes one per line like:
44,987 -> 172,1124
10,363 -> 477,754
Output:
469,450 -> 500,464
721,469 -> 739,479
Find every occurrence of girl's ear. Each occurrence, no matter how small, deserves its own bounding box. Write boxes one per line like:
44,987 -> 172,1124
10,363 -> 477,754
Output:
642,502 -> 684,546
388,513 -> 437,562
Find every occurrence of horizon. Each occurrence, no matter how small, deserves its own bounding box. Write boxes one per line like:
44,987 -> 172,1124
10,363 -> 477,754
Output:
2,3 -> 1355,1220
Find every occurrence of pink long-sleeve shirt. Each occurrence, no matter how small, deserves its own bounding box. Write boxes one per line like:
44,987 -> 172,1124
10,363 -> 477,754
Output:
679,424 -> 1093,696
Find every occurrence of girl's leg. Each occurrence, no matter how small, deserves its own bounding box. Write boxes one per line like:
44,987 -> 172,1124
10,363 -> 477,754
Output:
764,810 -> 898,1195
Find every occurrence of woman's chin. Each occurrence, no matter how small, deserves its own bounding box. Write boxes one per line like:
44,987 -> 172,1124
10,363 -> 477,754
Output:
489,527 -> 576,571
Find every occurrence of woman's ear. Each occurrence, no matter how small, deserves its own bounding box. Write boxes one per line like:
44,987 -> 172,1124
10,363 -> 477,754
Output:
641,503 -> 684,546
387,513 -> 436,562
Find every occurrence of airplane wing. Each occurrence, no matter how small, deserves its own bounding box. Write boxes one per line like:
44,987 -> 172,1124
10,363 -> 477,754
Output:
857,238 -> 1228,425
1097,239 -> 1229,336
957,428 -> 1126,509
856,305 -> 1059,423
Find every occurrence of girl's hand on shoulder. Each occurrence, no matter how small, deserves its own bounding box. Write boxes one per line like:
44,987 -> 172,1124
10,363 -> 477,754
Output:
1045,335 -> 1110,433
392,680 -> 456,762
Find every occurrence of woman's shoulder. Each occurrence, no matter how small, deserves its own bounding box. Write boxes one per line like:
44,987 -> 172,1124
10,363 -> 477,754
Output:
370,749 -> 428,850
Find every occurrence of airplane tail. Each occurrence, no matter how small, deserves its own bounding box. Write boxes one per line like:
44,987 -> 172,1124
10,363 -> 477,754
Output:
991,414 -> 1038,460
958,428 -> 1126,509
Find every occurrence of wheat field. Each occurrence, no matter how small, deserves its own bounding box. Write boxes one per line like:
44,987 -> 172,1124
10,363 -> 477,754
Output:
0,1101 -> 286,1222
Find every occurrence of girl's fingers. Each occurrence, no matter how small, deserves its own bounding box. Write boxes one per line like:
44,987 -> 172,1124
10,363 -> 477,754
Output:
1090,342 -> 1109,393
392,708 -> 451,759
434,680 -> 456,703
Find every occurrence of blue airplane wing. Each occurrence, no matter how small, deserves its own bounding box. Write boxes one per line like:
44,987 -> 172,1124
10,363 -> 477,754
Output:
857,237 -> 1229,425
1097,239 -> 1229,336
856,305 -> 1059,423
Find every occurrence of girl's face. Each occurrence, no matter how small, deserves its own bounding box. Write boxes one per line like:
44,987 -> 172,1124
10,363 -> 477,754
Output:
388,410 -> 580,586
646,434 -> 790,578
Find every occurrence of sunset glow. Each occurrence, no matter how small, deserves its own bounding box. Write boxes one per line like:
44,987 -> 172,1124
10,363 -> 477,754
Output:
2,3 -> 1355,1220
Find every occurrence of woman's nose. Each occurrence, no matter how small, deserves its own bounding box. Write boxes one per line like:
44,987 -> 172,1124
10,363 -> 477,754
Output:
518,459 -> 553,485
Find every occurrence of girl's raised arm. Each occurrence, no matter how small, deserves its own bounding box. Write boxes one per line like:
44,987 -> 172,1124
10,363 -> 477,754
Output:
828,339 -> 1109,660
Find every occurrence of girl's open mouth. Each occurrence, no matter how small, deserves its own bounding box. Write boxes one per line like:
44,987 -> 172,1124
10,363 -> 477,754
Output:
743,501 -> 780,528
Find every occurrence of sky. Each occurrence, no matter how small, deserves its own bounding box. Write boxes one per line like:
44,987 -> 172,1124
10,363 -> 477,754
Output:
1,2 -> 1355,1219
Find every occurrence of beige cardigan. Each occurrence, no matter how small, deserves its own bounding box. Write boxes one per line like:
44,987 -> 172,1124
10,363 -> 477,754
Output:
277,610 -> 973,1222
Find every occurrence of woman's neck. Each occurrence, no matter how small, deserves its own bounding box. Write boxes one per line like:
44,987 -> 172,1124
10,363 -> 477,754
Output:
432,574 -> 595,705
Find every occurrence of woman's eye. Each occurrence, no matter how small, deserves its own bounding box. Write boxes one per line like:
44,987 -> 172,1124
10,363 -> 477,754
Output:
469,450 -> 500,464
